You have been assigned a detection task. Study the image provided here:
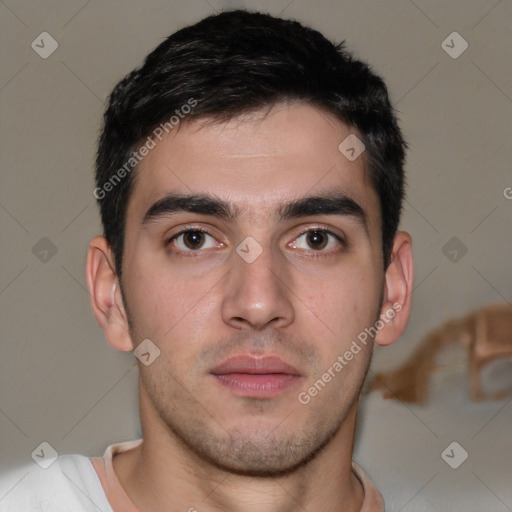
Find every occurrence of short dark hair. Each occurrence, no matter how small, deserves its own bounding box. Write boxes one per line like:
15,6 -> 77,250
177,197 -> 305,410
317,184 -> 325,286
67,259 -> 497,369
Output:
95,9 -> 406,278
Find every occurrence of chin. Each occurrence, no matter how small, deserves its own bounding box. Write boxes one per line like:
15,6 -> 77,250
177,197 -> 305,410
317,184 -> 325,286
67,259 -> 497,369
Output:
169,415 -> 342,478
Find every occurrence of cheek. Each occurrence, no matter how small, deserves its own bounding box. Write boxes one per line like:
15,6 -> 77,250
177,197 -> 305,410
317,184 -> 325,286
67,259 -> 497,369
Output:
123,262 -> 188,340
301,265 -> 382,340
124,238 -> 224,323
124,261 -> 221,363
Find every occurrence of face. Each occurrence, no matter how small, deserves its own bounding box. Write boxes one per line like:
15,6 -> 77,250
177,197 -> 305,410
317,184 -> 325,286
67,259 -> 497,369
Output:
118,102 -> 386,475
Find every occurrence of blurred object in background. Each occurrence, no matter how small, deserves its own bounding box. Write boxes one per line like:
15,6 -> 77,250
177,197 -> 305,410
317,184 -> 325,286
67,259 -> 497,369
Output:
371,302 -> 512,404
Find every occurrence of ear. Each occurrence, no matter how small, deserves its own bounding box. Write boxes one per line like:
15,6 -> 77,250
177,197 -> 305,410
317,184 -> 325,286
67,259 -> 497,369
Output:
86,235 -> 134,352
374,231 -> 414,346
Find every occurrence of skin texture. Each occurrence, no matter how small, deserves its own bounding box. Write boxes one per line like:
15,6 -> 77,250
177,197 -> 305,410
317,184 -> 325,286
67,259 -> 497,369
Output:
87,102 -> 413,512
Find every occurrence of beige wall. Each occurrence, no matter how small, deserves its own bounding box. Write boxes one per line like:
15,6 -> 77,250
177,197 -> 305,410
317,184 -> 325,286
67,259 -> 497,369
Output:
1,0 -> 511,505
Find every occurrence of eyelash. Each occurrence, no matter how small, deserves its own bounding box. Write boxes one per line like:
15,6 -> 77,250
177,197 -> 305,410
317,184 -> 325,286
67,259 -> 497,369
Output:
165,225 -> 346,258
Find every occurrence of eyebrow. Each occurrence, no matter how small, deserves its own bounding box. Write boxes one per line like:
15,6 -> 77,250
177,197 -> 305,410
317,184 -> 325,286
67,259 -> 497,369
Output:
142,191 -> 368,230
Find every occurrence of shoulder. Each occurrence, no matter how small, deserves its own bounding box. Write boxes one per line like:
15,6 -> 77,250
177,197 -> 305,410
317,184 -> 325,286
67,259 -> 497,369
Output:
352,461 -> 385,512
0,453 -> 112,512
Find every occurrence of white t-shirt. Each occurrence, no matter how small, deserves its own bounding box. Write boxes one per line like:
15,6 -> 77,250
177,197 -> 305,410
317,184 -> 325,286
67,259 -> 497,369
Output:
0,450 -> 113,512
0,439 -> 384,511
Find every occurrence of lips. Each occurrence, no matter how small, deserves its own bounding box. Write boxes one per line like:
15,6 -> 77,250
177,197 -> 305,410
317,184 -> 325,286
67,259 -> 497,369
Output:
211,355 -> 301,376
210,355 -> 302,398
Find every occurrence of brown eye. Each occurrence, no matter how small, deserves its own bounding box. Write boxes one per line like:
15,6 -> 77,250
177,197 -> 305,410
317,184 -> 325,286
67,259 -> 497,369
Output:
168,229 -> 219,253
289,228 -> 344,255
182,230 -> 206,250
306,230 -> 328,250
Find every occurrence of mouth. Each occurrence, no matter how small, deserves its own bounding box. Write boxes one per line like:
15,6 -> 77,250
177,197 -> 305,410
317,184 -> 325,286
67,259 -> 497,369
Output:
210,354 -> 302,398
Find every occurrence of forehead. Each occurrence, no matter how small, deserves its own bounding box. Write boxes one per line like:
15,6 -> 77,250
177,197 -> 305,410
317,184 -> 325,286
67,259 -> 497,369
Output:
127,102 -> 379,227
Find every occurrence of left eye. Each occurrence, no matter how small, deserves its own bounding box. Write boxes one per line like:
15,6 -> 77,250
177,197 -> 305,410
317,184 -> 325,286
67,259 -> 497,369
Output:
289,229 -> 342,252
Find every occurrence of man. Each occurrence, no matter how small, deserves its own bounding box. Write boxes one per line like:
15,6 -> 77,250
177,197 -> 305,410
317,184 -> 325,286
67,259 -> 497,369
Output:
0,9 -> 413,511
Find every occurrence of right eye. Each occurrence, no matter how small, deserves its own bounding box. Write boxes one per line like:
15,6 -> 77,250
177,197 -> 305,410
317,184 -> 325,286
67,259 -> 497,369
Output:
166,229 -> 224,254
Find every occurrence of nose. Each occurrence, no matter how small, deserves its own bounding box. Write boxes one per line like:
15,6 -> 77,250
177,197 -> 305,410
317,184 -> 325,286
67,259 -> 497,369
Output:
220,240 -> 295,330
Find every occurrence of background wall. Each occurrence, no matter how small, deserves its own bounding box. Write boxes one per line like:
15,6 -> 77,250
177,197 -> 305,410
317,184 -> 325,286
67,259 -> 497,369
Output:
1,0 -> 511,510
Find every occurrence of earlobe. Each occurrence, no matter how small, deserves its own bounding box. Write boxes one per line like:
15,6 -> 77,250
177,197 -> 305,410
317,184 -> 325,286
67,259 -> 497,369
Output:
374,231 -> 414,346
86,236 -> 134,352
